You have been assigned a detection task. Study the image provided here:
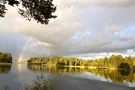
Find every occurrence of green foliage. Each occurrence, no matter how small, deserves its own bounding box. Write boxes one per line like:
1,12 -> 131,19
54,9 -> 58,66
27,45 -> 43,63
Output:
118,62 -> 131,70
0,52 -> 12,63
28,56 -> 86,67
0,0 -> 57,24
28,55 -> 135,69
86,55 -> 135,69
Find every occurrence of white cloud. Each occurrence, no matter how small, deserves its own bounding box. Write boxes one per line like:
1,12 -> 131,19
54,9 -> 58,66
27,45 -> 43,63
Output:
119,36 -> 133,41
107,26 -> 121,33
54,0 -> 135,8
0,0 -> 135,59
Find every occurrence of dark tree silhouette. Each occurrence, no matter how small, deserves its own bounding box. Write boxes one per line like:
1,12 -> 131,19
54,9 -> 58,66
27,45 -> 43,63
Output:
118,62 -> 131,70
0,0 -> 57,24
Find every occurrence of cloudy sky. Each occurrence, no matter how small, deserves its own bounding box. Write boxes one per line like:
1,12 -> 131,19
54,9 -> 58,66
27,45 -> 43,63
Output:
0,0 -> 135,60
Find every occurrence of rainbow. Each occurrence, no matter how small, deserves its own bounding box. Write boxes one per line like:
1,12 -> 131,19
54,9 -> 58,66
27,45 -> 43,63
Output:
18,37 -> 32,62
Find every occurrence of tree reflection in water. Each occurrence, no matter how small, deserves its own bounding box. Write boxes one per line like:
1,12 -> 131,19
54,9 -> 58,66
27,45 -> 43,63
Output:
0,64 -> 12,74
118,70 -> 131,76
27,64 -> 86,74
27,64 -> 135,85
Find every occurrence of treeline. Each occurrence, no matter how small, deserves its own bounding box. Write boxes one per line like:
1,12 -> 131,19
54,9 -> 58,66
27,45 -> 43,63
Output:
87,55 -> 135,69
27,55 -> 135,69
28,56 -> 85,66
0,52 -> 12,63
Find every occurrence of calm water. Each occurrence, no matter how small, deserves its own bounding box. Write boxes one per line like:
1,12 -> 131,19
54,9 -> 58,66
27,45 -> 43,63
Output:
0,64 -> 134,90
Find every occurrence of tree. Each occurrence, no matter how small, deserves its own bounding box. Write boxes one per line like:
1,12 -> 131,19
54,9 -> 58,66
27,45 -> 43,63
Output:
0,0 -> 57,24
118,62 -> 131,70
0,52 -> 12,63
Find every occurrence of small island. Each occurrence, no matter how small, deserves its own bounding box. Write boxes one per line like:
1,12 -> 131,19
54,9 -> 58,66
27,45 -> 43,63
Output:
0,52 -> 12,63
0,52 -> 12,74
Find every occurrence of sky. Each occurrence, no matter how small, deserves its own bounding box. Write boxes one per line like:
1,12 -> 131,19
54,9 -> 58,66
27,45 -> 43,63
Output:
0,0 -> 135,60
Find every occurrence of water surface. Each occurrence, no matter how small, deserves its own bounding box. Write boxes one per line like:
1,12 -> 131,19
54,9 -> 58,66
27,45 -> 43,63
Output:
0,64 -> 134,90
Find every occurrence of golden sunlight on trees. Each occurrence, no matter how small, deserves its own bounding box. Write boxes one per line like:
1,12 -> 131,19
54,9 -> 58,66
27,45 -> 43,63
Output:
28,55 -> 135,69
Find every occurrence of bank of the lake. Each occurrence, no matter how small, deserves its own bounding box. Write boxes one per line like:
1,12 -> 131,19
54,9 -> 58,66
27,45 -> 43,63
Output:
27,55 -> 135,70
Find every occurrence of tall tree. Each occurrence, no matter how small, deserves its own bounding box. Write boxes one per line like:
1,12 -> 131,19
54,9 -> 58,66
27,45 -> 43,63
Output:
0,0 -> 57,24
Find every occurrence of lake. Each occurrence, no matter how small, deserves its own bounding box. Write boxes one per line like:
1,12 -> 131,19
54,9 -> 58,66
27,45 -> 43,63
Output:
0,64 -> 134,90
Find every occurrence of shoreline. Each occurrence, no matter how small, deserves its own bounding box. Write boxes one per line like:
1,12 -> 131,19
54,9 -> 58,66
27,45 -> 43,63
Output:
24,63 -> 133,70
